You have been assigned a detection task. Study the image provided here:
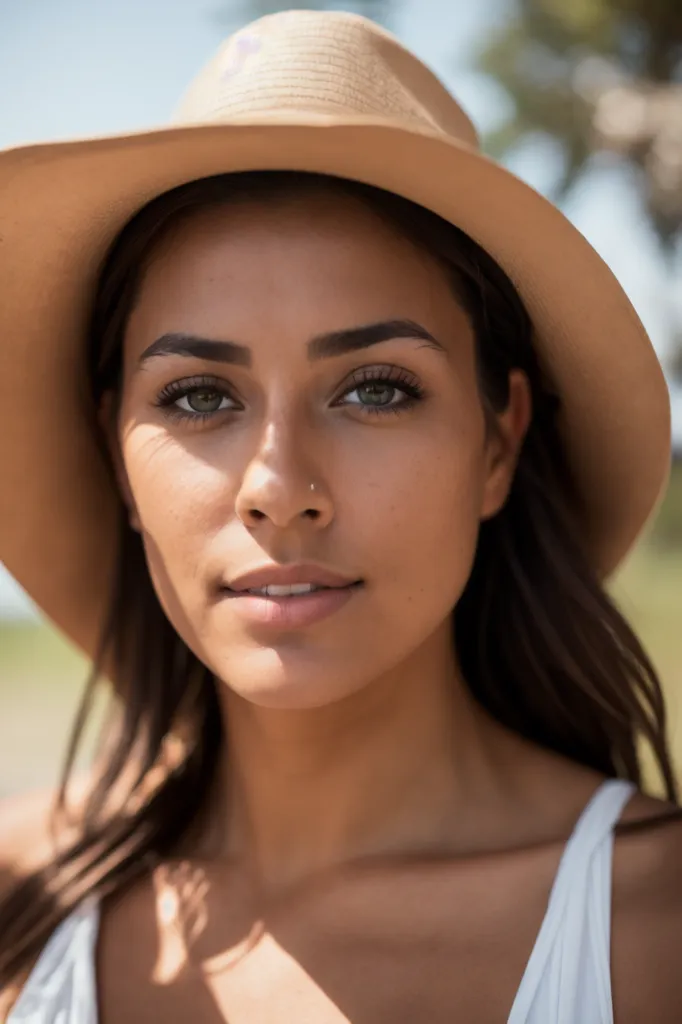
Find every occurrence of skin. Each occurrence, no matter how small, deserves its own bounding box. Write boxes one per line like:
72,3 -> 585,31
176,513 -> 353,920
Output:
4,186 -> 682,1022
110,186 -> 538,888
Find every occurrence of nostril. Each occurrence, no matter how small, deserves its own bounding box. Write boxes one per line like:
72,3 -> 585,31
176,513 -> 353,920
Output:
242,507 -> 322,524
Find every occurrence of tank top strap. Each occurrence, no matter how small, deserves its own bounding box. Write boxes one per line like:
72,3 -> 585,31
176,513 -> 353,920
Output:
545,777 -> 637,908
507,777 -> 637,1024
7,895 -> 101,1023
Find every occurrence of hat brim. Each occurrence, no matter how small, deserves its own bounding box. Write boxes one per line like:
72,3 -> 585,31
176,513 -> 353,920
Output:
0,115 -> 671,660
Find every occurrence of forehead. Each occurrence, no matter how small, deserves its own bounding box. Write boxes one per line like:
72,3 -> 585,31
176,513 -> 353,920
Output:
125,187 -> 467,357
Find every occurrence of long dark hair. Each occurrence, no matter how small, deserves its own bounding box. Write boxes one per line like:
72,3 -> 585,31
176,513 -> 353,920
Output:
0,170 -> 678,987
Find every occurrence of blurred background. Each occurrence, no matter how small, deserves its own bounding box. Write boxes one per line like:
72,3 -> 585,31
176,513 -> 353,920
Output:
1,0 -> 681,799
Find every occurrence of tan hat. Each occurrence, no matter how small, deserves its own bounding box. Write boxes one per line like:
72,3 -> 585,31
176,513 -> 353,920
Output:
0,9 -> 671,661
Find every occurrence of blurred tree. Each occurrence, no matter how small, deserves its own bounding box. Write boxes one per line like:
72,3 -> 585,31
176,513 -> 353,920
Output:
475,0 -> 682,251
210,0 -> 682,380
475,0 -> 682,387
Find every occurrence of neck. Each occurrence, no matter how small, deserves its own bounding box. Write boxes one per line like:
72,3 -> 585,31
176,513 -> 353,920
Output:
192,625 -> 525,896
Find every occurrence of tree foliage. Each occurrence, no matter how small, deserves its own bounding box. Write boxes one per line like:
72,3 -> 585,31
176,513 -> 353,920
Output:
475,0 -> 682,251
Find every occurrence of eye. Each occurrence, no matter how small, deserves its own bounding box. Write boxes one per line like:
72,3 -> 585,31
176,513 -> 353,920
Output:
176,389 -> 232,415
155,376 -> 238,422
336,366 -> 425,416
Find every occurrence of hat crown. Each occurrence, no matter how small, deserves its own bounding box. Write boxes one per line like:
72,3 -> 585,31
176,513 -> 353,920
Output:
173,9 -> 479,148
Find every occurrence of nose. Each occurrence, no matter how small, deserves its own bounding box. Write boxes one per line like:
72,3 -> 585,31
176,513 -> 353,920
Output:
236,469 -> 333,530
234,424 -> 334,531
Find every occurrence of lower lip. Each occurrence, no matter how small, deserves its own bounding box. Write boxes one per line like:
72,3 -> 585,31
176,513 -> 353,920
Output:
221,583 -> 363,629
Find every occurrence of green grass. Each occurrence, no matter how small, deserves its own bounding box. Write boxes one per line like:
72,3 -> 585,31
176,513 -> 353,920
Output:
0,619 -> 88,687
0,623 -> 91,795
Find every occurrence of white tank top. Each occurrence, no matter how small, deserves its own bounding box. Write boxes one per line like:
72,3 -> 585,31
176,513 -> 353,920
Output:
7,777 -> 636,1023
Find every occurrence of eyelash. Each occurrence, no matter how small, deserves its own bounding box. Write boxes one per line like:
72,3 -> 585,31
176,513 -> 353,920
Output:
154,368 -> 426,424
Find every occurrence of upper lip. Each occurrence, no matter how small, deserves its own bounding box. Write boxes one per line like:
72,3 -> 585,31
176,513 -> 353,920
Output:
225,563 -> 362,592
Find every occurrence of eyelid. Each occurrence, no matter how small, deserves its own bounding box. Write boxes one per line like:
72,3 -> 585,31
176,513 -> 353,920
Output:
155,363 -> 421,397
153,363 -> 427,423
332,363 -> 423,395
155,373 -> 238,403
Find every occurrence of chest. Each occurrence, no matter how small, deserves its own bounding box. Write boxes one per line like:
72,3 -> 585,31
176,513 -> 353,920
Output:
97,854 -> 562,1024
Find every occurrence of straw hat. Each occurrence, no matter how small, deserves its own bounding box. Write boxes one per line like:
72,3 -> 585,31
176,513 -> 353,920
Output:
0,9 -> 671,661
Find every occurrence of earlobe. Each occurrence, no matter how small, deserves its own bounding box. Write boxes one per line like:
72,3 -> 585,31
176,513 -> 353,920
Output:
479,449 -> 516,521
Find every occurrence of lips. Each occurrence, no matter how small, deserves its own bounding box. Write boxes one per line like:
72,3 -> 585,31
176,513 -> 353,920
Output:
225,562 -> 362,593
219,579 -> 363,629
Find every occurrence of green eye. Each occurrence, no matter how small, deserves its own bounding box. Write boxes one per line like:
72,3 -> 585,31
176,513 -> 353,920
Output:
350,382 -> 403,407
155,376 -> 237,422
338,367 -> 425,416
178,389 -> 230,414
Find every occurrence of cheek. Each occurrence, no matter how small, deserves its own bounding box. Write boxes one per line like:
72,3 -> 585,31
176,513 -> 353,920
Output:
122,426 -> 226,603
119,394 -> 488,685
340,410 -> 487,614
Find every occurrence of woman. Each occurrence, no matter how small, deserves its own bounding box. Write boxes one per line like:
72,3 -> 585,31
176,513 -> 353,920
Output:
0,9 -> 681,1022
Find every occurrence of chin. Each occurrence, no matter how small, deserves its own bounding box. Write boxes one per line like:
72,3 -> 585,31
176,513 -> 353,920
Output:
231,684 -> 353,711
209,644 -> 371,710
221,674 -> 366,711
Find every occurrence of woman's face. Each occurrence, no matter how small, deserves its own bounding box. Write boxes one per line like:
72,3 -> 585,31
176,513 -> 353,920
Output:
112,187 -> 530,709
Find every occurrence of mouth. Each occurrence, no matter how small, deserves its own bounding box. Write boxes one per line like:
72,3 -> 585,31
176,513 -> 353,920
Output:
219,580 -> 364,629
224,581 -> 363,598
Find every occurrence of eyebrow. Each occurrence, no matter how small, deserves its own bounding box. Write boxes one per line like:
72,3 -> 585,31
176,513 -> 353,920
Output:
136,318 -> 447,370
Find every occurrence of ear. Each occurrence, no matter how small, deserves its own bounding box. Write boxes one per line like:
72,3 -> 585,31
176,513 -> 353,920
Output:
479,369 -> 532,521
97,390 -> 141,533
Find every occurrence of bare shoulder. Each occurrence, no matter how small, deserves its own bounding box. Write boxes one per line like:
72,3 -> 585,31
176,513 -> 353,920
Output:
611,788 -> 682,1023
0,785 -> 60,882
0,772 -> 95,880
0,777 -> 96,1022
614,787 -> 682,909
615,786 -> 682,876
0,786 -> 60,1022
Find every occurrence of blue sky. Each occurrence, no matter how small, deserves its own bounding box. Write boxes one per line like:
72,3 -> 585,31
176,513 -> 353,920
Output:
0,0 -> 679,617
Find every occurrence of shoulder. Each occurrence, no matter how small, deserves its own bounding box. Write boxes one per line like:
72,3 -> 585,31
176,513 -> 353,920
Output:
0,779 -> 94,1022
611,788 -> 682,1023
0,786 -> 58,1021
615,787 -> 682,888
0,773 -> 94,883
0,785 -> 59,883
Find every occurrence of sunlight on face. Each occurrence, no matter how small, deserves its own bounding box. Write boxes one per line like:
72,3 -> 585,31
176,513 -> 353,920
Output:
114,187 -> 519,709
